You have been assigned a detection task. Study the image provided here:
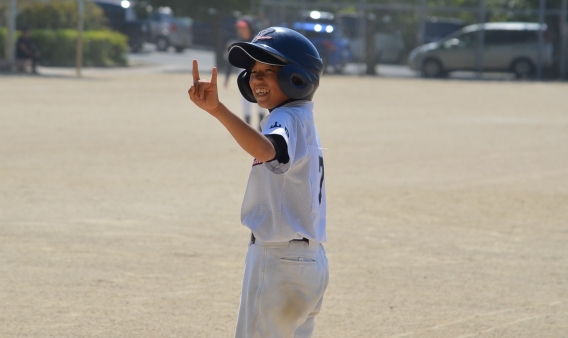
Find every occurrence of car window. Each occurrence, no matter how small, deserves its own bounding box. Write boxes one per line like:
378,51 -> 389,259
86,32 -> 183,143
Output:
425,22 -> 465,42
509,30 -> 537,43
125,8 -> 136,21
485,30 -> 508,44
96,3 -> 126,21
486,29 -> 537,44
160,13 -> 174,22
443,31 -> 476,49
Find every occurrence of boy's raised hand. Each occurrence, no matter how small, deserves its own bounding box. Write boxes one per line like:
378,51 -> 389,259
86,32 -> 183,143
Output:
188,59 -> 220,113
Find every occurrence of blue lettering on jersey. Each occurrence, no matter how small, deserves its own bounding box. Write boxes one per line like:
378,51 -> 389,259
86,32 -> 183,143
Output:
284,127 -> 289,138
270,121 -> 282,129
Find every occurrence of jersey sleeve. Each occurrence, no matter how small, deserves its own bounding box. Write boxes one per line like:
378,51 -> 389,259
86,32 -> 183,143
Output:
262,110 -> 297,174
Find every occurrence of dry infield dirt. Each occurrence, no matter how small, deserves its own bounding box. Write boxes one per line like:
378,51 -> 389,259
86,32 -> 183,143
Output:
1,70 -> 568,338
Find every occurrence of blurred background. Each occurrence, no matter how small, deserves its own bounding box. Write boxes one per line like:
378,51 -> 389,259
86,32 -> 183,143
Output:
2,2 -> 568,337
1,0 -> 567,79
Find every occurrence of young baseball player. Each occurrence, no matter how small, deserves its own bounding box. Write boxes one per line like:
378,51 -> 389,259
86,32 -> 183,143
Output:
188,27 -> 329,338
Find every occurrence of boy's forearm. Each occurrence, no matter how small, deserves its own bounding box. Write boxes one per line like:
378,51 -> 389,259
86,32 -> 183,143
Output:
210,103 -> 276,162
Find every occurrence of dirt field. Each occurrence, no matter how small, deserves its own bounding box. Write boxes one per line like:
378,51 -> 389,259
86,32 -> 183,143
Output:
1,71 -> 567,338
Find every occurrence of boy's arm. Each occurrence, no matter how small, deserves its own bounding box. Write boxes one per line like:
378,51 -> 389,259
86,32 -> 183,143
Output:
188,60 -> 276,162
210,103 -> 276,162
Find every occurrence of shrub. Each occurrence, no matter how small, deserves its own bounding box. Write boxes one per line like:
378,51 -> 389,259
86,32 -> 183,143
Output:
1,28 -> 128,67
16,1 -> 107,30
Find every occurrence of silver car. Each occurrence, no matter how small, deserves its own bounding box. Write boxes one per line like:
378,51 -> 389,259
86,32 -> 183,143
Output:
148,7 -> 193,52
408,22 -> 553,78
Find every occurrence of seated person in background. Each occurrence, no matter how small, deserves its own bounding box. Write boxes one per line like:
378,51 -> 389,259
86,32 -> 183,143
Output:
16,29 -> 40,74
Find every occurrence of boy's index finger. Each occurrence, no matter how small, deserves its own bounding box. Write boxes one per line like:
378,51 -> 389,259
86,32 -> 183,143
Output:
192,60 -> 200,82
210,67 -> 217,85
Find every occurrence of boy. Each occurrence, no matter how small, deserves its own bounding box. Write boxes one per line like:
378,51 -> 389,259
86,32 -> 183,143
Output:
188,27 -> 329,338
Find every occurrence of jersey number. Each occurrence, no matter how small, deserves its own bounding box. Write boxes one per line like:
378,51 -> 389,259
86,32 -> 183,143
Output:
318,156 -> 325,204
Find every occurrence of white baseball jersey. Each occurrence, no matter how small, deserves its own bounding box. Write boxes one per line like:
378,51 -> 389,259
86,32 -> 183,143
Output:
241,100 -> 327,243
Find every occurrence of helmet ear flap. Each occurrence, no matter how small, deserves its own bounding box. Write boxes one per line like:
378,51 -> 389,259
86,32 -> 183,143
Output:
237,70 -> 257,103
277,64 -> 316,100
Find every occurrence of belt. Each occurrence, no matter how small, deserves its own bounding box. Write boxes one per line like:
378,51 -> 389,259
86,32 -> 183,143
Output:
250,233 -> 309,244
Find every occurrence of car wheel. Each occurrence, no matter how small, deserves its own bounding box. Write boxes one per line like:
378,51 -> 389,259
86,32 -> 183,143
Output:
156,37 -> 169,52
512,58 -> 534,79
421,58 -> 445,78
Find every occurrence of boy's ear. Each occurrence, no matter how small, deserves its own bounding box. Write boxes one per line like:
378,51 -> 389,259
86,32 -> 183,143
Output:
291,76 -> 304,86
237,70 -> 257,103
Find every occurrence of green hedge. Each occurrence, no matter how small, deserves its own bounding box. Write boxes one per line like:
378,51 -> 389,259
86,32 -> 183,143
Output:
0,1 -> 107,30
1,29 -> 128,67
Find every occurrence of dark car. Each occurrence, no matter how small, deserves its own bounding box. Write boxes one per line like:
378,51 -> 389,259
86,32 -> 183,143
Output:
293,12 -> 352,73
93,0 -> 148,52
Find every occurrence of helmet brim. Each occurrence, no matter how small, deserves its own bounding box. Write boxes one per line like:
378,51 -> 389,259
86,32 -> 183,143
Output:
228,42 -> 287,69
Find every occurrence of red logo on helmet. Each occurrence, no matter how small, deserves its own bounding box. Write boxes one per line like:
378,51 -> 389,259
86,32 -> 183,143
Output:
253,28 -> 275,43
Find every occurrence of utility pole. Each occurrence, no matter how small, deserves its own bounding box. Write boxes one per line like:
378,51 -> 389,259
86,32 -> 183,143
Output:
560,0 -> 567,80
76,0 -> 85,77
358,0 -> 367,75
475,0 -> 486,79
6,0 -> 17,72
536,0 -> 545,80
365,12 -> 377,75
417,0 -> 427,77
418,0 -> 426,45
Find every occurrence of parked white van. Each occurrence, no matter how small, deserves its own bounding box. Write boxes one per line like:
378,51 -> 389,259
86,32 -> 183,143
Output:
408,22 -> 553,78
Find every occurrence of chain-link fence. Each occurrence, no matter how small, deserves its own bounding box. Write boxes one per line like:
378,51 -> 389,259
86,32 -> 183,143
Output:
259,0 -> 568,80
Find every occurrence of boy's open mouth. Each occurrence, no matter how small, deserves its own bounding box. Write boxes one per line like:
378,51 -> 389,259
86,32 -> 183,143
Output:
255,87 -> 270,95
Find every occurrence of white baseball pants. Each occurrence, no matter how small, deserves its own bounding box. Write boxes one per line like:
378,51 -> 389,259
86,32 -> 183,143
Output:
235,239 -> 329,338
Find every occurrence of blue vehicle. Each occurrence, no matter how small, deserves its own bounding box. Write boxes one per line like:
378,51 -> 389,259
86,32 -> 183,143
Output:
293,20 -> 352,73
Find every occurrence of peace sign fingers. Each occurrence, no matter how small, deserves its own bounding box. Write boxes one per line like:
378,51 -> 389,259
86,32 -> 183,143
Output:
198,67 -> 218,99
188,59 -> 220,113
192,59 -> 200,83
210,66 -> 217,86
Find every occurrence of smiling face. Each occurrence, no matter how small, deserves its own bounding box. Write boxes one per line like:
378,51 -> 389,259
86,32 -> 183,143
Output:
249,61 -> 289,109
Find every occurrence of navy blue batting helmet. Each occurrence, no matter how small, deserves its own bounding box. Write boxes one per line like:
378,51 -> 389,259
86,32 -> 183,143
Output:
228,27 -> 323,103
